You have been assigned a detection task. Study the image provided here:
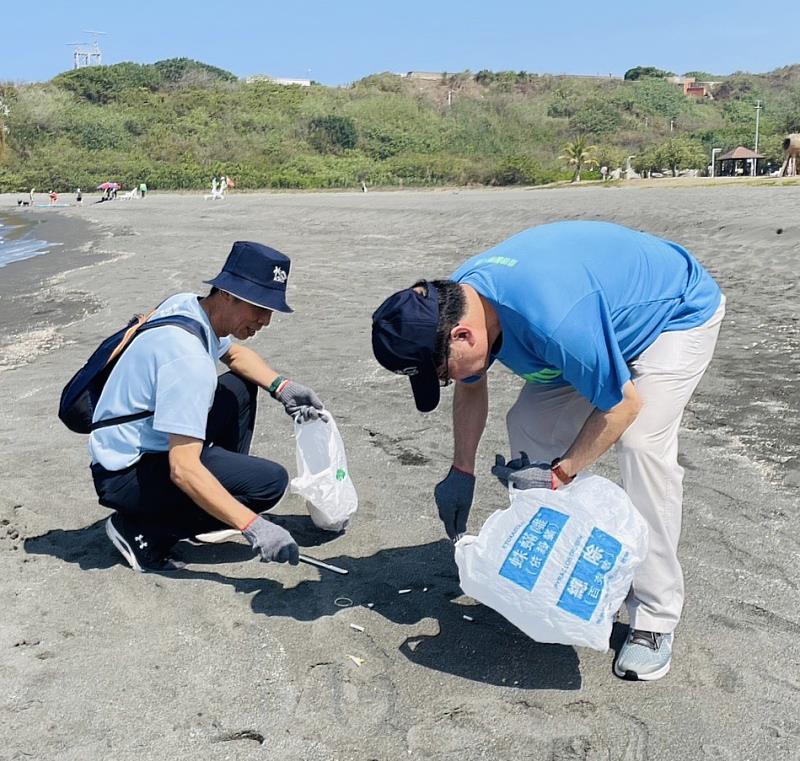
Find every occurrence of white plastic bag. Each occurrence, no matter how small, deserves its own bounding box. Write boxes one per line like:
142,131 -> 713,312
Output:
289,411 -> 358,532
454,474 -> 648,651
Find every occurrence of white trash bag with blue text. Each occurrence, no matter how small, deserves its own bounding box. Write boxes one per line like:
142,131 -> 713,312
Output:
290,411 -> 358,532
454,475 -> 648,651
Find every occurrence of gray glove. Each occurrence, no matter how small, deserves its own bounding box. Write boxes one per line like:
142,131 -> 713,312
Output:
242,516 -> 299,565
434,466 -> 475,541
492,452 -> 554,491
274,379 -> 326,421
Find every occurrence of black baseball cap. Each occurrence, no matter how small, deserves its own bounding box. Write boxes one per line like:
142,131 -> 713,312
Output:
371,282 -> 442,412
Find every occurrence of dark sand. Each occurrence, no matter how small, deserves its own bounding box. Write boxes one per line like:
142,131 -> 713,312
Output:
1,186 -> 798,760
0,210 -> 106,370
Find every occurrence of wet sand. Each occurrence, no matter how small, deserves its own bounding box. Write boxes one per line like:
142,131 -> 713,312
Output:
1,186 -> 798,760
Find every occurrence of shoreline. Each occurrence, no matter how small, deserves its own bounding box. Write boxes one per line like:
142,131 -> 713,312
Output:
0,209 -> 106,369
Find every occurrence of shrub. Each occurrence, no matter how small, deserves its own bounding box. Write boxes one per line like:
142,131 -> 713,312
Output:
307,115 -> 358,153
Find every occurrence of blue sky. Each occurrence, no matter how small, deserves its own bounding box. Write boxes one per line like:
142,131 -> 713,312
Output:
3,0 -> 798,85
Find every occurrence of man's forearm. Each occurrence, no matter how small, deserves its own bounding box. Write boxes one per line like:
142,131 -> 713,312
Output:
171,458 -> 256,531
452,377 -> 489,473
559,380 -> 641,478
223,344 -> 280,390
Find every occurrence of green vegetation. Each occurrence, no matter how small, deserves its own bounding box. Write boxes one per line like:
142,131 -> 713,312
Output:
624,66 -> 675,81
559,136 -> 598,182
0,59 -> 797,191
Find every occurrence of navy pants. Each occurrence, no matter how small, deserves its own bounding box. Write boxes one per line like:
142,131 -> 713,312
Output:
91,372 -> 289,550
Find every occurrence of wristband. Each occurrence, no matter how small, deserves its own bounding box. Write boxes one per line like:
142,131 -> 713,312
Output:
267,375 -> 286,397
551,457 -> 575,486
240,514 -> 259,532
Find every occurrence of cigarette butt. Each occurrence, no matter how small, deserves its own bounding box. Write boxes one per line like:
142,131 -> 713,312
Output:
347,654 -> 365,667
462,614 -> 474,622
398,589 -> 412,594
349,623 -> 365,632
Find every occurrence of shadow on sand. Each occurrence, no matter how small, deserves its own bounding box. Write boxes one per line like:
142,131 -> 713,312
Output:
26,516 -> 582,690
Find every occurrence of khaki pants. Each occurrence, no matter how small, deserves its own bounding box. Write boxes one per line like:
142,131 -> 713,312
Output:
506,296 -> 725,633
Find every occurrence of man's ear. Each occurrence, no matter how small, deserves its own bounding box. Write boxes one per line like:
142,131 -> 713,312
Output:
451,324 -> 475,346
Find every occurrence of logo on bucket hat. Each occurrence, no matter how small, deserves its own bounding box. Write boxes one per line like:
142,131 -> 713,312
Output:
371,282 -> 441,412
205,241 -> 293,313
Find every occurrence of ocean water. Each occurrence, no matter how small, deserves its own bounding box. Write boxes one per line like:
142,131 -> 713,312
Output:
0,213 -> 59,269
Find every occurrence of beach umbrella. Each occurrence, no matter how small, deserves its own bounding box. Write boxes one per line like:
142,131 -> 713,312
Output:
96,181 -> 120,190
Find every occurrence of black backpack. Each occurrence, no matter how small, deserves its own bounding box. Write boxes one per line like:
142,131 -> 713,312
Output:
58,312 -> 208,434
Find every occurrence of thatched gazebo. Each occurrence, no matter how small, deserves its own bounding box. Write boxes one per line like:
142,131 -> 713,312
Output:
715,146 -> 764,177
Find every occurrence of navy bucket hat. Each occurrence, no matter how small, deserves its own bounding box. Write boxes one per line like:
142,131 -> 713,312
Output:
371,282 -> 441,412
205,241 -> 293,313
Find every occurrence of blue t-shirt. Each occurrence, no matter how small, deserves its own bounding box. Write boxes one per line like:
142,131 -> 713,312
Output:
89,293 -> 233,470
451,221 -> 721,411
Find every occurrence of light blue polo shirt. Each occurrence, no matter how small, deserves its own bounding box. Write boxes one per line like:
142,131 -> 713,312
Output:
451,221 -> 721,411
89,293 -> 233,470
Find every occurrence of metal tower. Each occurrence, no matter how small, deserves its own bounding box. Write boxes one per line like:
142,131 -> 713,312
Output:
66,30 -> 107,68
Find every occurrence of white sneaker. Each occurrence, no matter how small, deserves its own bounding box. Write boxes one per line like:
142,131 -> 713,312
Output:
186,528 -> 241,545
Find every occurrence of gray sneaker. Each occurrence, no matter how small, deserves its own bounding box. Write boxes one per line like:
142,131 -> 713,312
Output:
613,628 -> 673,681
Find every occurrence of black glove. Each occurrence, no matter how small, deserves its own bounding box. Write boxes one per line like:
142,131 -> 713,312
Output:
274,379 -> 326,421
434,466 -> 475,541
492,452 -> 554,491
242,516 -> 300,565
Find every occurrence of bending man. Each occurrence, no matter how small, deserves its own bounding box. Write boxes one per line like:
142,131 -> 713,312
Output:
371,221 -> 724,681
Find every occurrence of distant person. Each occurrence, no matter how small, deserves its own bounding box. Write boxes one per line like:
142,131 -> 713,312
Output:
76,188 -> 83,204
600,165 -> 608,181
49,190 -> 58,205
29,187 -> 35,206
139,182 -> 147,199
211,177 -> 219,195
361,180 -> 368,193
85,241 -> 327,573
371,221 -> 725,682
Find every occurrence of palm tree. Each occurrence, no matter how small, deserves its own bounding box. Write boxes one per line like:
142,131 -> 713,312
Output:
559,135 -> 599,182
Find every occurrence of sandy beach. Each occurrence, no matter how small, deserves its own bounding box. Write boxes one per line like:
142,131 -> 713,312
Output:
1,185 -> 799,760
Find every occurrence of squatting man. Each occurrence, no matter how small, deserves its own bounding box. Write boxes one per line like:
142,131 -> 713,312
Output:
89,241 -> 326,572
372,221 -> 724,681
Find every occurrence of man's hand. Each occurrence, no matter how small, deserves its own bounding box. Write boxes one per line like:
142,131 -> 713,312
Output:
242,516 -> 300,564
275,379 -> 327,421
434,466 -> 475,541
492,452 -> 555,491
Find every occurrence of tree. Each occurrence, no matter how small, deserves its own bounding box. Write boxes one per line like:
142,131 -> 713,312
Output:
153,58 -> 237,85
638,137 -> 707,176
624,66 -> 674,81
53,63 -> 162,104
559,136 -> 598,182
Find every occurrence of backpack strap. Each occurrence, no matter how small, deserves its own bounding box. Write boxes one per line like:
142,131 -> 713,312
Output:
105,309 -> 157,367
90,316 -> 210,432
